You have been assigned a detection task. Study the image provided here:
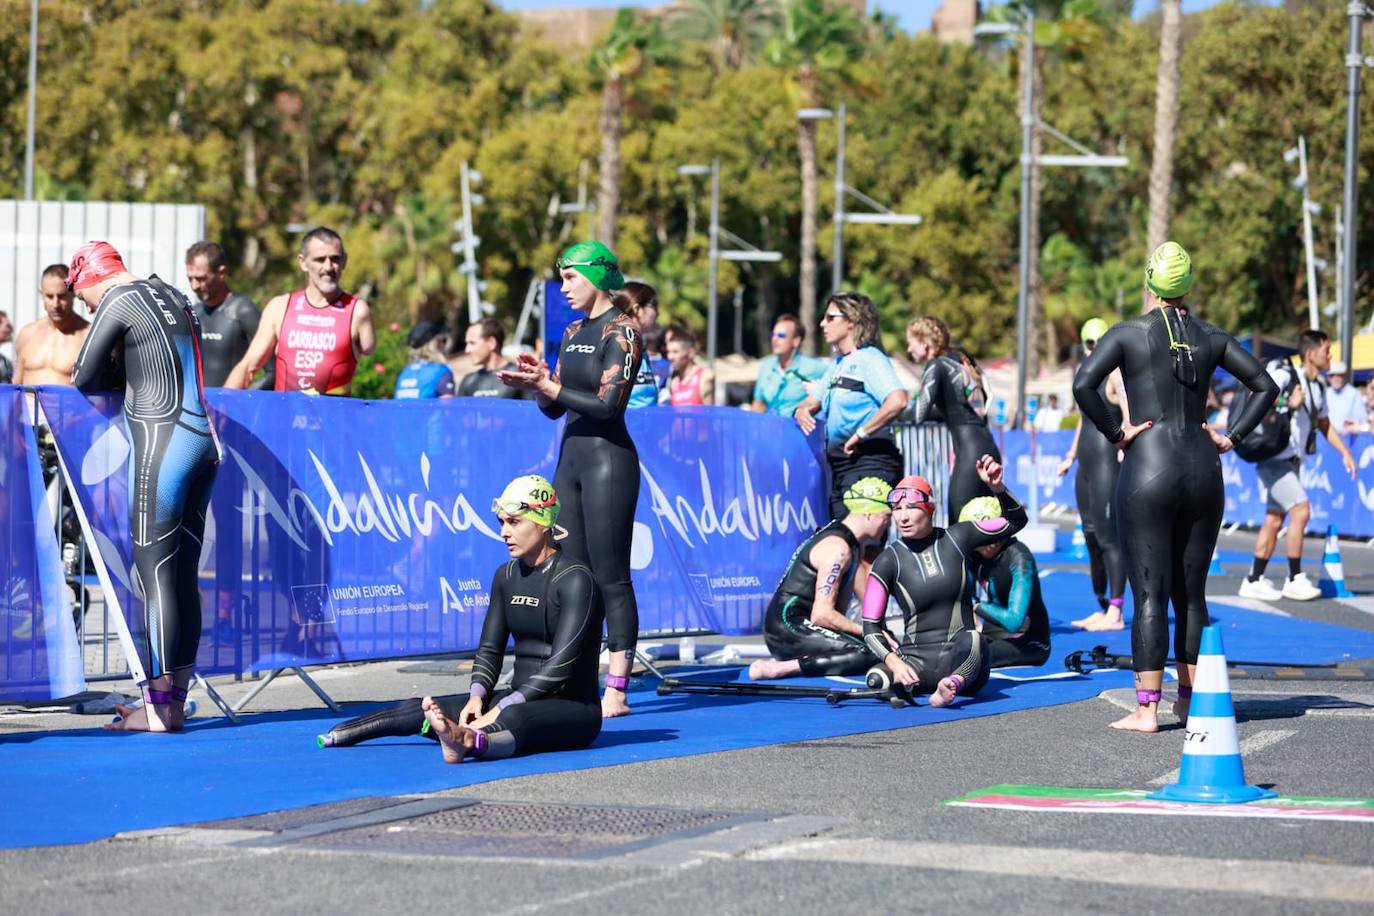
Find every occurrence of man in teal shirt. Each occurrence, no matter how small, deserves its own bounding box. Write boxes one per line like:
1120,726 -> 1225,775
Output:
751,314 -> 828,415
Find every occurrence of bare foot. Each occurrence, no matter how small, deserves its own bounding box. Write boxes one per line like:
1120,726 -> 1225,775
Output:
1084,609 -> 1125,632
104,701 -> 177,733
1071,611 -> 1105,629
1108,707 -> 1159,732
1171,696 -> 1190,721
928,676 -> 960,708
422,696 -> 469,763
748,659 -> 800,680
601,689 -> 631,719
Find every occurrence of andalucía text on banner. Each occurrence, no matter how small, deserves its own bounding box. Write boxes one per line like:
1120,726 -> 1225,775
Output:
35,388 -> 825,678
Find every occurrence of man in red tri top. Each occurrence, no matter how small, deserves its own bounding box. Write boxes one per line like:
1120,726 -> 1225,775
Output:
225,227 -> 376,395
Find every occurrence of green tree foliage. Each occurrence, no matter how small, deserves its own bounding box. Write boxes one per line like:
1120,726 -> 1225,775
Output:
6,1 -> 1373,391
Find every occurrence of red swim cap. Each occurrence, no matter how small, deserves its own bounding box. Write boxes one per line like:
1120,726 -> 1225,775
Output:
68,241 -> 127,291
889,475 -> 935,513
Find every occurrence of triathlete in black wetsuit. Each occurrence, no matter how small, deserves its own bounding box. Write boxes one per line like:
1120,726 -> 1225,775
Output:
748,478 -> 894,681
1058,318 -> 1129,631
862,458 -> 1026,707
68,241 -> 220,733
499,240 -> 642,718
185,241 -> 272,388
1073,242 -> 1278,731
320,476 -> 604,761
961,497 -> 1051,668
906,317 -> 1003,519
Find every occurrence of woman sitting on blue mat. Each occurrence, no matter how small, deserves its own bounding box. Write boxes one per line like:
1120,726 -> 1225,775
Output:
318,475 -> 605,763
961,497 -> 1052,670
861,457 -> 1026,707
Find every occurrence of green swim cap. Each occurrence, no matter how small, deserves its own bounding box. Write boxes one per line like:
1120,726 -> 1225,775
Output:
492,475 -> 560,528
1145,242 -> 1193,300
842,477 -> 893,515
958,496 -> 1003,524
1081,317 -> 1110,346
556,240 -> 625,291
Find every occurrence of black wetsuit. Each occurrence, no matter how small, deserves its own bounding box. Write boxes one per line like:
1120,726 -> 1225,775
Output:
190,292 -> 272,388
762,520 -> 877,676
974,539 -> 1051,668
71,276 -> 220,679
862,490 -> 1027,696
542,307 -> 642,660
0,352 -> 12,383
323,551 -> 603,759
459,363 -> 524,398
1074,377 -> 1126,608
910,355 -> 1003,518
1073,306 -> 1277,671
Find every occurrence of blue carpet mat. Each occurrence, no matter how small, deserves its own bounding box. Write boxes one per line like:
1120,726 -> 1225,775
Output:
3,571 -> 1370,849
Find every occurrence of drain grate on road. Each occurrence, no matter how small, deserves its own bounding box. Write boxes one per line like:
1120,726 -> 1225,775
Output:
194,796 -> 415,833
286,801 -> 757,860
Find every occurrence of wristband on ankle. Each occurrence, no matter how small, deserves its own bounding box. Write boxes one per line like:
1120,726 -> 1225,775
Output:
1136,689 -> 1162,705
1177,686 -> 1193,699
606,674 -> 629,691
1109,597 -> 1124,608
949,674 -> 965,694
468,727 -> 488,758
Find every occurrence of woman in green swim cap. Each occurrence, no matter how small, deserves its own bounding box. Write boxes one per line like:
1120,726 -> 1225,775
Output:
1056,317 -> 1131,632
499,241 -> 645,718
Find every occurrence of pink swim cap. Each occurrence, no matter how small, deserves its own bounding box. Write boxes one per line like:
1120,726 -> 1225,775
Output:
68,241 -> 127,291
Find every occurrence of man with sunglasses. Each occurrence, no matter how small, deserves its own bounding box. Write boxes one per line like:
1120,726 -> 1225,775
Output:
749,478 -> 897,682
861,456 -> 1025,707
750,314 -> 828,416
1057,317 -> 1130,631
319,475 -> 605,762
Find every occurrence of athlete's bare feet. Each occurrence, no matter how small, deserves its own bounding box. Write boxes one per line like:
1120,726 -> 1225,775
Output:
1171,694 -> 1191,722
748,659 -> 801,680
601,688 -> 631,718
1071,610 -> 1105,629
1084,608 -> 1125,632
1108,706 -> 1159,732
104,701 -> 177,732
928,676 -> 960,708
422,695 -> 470,763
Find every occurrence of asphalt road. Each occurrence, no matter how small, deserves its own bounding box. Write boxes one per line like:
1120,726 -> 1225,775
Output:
3,524 -> 1372,914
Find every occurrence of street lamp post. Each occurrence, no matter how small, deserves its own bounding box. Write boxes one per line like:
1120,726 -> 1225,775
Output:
1285,137 -> 1321,331
1340,2 -> 1368,366
679,161 -> 781,365
24,0 -> 38,200
799,105 -> 922,293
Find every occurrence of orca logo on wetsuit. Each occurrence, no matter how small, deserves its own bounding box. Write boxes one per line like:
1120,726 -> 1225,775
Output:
566,344 -> 597,354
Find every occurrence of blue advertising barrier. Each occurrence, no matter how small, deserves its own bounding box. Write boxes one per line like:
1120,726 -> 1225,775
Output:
998,428 -> 1374,537
33,388 -> 824,679
0,387 -> 83,701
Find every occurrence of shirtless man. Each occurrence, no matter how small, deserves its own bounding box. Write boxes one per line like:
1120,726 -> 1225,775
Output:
224,227 -> 375,394
14,265 -> 90,386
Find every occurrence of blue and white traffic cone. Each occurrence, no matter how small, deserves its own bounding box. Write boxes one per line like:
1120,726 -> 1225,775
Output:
1068,521 -> 1088,560
1208,548 -> 1225,576
1149,626 -> 1275,804
1319,525 -> 1355,598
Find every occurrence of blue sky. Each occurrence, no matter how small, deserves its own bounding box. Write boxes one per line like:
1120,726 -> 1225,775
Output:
498,0 -> 1278,34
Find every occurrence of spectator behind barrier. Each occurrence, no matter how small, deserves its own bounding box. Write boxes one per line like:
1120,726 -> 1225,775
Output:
395,321 -> 456,399
459,318 -> 522,399
751,313 -> 828,416
14,264 -> 90,387
664,326 -> 714,405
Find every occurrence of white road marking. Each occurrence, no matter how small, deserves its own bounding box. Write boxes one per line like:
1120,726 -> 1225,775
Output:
1149,728 -> 1296,786
748,838 -> 1374,903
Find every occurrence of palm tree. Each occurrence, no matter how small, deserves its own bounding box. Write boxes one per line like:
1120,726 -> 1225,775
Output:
669,0 -> 780,72
768,0 -> 866,354
1145,0 -> 1183,305
590,10 -> 672,250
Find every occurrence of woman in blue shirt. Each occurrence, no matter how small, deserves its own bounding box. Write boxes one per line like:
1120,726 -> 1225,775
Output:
793,292 -> 908,520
